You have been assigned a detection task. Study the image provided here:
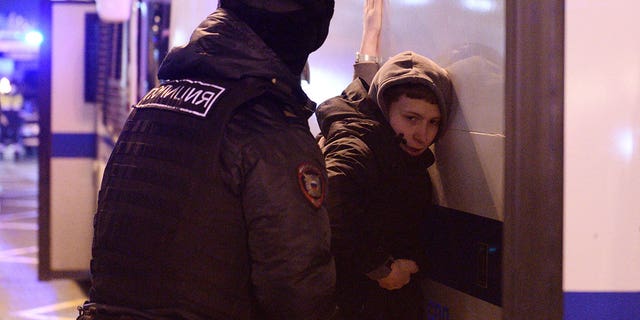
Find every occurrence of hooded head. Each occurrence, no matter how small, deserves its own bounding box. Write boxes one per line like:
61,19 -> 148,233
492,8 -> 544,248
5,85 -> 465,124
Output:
368,51 -> 454,143
219,0 -> 335,75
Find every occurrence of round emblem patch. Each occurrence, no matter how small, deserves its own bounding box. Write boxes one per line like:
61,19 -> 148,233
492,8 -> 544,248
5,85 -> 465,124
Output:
297,163 -> 325,208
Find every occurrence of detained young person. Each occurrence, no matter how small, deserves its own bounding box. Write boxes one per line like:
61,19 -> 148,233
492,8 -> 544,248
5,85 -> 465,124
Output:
316,1 -> 455,318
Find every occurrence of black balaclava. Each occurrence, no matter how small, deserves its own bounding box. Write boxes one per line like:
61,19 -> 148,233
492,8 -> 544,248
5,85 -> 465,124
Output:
219,0 -> 334,75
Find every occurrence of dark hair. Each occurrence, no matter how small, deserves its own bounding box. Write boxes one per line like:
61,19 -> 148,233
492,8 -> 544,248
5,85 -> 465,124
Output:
381,83 -> 438,109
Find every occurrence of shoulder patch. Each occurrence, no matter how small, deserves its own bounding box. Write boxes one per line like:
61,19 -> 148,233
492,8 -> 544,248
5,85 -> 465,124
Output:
135,79 -> 225,117
297,163 -> 326,209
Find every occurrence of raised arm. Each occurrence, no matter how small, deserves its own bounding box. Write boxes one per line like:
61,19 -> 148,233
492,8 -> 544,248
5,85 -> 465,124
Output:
359,0 -> 383,59
354,0 -> 384,84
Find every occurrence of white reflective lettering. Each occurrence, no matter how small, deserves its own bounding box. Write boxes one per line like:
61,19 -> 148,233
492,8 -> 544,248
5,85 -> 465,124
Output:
196,91 -> 217,110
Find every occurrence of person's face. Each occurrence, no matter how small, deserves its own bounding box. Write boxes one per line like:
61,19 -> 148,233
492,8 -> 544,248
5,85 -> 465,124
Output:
388,94 -> 441,157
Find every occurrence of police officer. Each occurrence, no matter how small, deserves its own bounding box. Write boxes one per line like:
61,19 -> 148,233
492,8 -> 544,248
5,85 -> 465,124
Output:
79,1 -> 336,319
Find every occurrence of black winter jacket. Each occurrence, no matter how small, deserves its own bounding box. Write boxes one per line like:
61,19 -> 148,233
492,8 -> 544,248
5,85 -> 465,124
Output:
317,76 -> 433,299
316,52 -> 452,318
89,9 -> 334,320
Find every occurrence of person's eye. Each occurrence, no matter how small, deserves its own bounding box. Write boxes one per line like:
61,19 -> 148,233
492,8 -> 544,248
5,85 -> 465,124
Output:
405,115 -> 418,122
431,119 -> 441,126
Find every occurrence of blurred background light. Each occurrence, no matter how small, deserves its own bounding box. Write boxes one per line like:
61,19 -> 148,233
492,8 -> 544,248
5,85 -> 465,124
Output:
24,30 -> 43,46
616,128 -> 635,162
0,58 -> 15,77
461,0 -> 496,12
401,0 -> 434,5
0,76 -> 13,94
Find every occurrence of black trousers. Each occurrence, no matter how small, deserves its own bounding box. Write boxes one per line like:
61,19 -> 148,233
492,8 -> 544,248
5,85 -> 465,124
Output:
336,276 -> 424,320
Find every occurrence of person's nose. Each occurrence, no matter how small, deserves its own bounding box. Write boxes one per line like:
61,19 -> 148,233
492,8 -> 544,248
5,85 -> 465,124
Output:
413,125 -> 432,146
413,127 -> 429,146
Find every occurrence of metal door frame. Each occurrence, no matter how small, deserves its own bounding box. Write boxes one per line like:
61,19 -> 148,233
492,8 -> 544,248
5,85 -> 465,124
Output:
504,1 -> 564,319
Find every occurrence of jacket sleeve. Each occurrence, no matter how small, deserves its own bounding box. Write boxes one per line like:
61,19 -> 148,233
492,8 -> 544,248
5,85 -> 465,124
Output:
230,123 -> 336,320
353,61 -> 380,86
322,134 -> 393,278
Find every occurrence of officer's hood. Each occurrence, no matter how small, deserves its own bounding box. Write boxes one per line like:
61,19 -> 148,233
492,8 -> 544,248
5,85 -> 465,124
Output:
218,0 -> 334,76
158,8 -> 290,82
157,8 -> 317,113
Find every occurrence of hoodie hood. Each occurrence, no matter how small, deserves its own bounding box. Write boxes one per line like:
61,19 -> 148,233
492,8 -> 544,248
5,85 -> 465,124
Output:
368,51 -> 454,141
